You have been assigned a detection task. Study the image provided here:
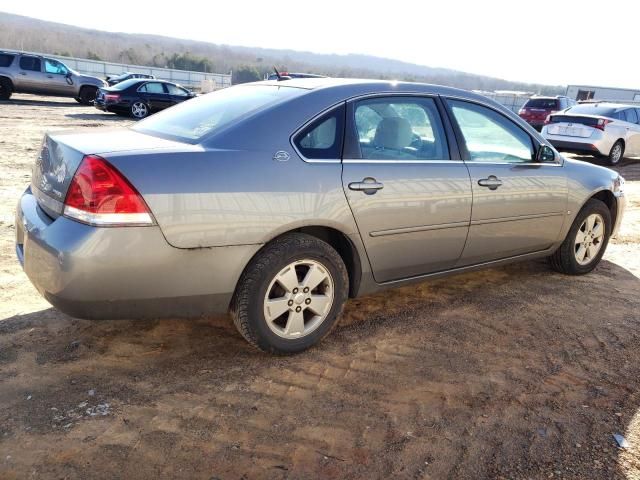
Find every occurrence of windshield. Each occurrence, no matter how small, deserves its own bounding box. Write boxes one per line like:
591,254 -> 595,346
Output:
132,84 -> 306,142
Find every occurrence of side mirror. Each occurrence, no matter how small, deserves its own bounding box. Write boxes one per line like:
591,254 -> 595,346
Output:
536,144 -> 556,163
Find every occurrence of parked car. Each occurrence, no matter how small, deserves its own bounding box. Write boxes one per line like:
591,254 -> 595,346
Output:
16,79 -> 626,354
518,96 -> 575,130
542,102 -> 640,165
0,51 -> 106,104
266,72 -> 326,81
94,78 -> 196,118
106,72 -> 155,86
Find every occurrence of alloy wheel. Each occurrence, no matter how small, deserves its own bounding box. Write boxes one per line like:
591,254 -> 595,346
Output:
610,143 -> 623,164
131,102 -> 148,118
574,213 -> 605,265
263,259 -> 334,339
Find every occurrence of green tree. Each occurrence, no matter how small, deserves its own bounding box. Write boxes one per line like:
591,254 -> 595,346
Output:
232,65 -> 261,84
86,50 -> 102,61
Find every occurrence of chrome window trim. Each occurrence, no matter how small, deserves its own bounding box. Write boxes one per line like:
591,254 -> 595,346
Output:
463,161 -> 564,167
343,159 -> 463,164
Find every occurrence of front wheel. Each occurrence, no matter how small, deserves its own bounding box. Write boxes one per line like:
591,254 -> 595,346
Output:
549,198 -> 611,275
230,233 -> 349,354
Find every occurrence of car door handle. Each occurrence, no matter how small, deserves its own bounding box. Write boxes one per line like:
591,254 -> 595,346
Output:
478,175 -> 503,190
348,178 -> 384,194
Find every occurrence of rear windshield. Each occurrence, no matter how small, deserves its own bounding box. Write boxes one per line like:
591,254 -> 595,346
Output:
133,84 -> 306,142
564,104 -> 617,117
524,98 -> 558,109
0,53 -> 15,67
109,79 -> 143,90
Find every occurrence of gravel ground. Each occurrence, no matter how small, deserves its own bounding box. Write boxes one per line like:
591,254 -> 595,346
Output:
0,94 -> 639,480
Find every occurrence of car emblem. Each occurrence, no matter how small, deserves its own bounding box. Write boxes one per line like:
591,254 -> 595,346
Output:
273,150 -> 290,162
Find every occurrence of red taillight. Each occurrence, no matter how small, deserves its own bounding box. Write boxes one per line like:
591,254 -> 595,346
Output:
104,94 -> 120,102
518,108 -> 526,115
544,115 -> 552,125
63,155 -> 153,226
593,118 -> 612,131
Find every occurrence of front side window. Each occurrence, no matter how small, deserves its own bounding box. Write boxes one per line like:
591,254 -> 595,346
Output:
19,56 -> 41,72
448,99 -> 534,163
166,84 -> 189,96
293,105 -> 345,160
354,97 -> 449,160
44,59 -> 68,75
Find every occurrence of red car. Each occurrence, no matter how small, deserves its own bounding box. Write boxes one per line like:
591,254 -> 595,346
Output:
518,96 -> 575,131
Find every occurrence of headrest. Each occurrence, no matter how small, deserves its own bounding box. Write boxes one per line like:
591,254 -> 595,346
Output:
373,117 -> 413,150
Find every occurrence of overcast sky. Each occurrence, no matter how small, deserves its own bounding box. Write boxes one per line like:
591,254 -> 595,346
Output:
1,0 -> 639,88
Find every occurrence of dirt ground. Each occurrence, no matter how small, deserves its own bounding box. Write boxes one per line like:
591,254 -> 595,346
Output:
0,94 -> 639,480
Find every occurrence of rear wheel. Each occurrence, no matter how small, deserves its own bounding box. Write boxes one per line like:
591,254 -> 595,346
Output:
549,198 -> 611,275
0,77 -> 12,100
607,140 -> 624,165
130,101 -> 149,119
78,86 -> 97,105
230,233 -> 349,354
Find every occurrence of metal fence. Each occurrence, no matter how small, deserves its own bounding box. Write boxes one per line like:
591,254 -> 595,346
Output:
3,49 -> 232,91
476,91 -> 532,113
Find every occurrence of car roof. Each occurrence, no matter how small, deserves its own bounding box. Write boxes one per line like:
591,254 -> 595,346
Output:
257,77 -> 491,100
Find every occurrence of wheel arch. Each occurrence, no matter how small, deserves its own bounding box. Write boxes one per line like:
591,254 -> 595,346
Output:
0,75 -> 14,89
237,225 -> 363,300
584,188 -> 617,229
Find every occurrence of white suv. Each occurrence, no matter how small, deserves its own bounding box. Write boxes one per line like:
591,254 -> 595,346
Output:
542,102 -> 640,165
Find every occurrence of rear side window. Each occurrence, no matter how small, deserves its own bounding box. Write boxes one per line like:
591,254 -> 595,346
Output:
0,53 -> 15,67
140,82 -> 166,94
353,97 -> 449,160
448,99 -> 534,163
294,105 -> 345,160
623,108 -> 638,124
524,98 -> 558,109
19,56 -> 41,72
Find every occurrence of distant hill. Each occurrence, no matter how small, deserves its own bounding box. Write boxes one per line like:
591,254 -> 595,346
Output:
0,12 -> 563,94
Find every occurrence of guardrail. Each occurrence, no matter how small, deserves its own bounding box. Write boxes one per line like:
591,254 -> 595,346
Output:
1,49 -> 232,91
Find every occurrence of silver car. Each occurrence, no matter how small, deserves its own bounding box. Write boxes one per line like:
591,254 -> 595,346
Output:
15,79 -> 626,353
542,102 -> 640,165
0,51 -> 106,104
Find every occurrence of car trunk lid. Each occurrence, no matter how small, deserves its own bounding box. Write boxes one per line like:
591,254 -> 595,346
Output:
546,115 -> 601,138
31,128 -> 197,218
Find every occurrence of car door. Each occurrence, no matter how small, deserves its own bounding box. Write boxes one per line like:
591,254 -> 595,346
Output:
340,95 -> 472,283
443,98 -> 568,266
15,56 -> 46,93
138,82 -> 173,111
622,108 -> 640,156
42,58 -> 75,96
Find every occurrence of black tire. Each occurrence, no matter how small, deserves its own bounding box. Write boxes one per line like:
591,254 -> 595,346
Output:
78,86 -> 97,105
0,77 -> 13,100
230,233 -> 349,354
549,198 -> 611,275
607,140 -> 624,165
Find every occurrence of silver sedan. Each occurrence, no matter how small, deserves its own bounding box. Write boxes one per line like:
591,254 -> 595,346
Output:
16,78 -> 626,353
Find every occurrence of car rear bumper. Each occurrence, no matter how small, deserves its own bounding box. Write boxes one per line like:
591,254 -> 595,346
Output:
547,139 -> 603,155
16,188 -> 261,319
